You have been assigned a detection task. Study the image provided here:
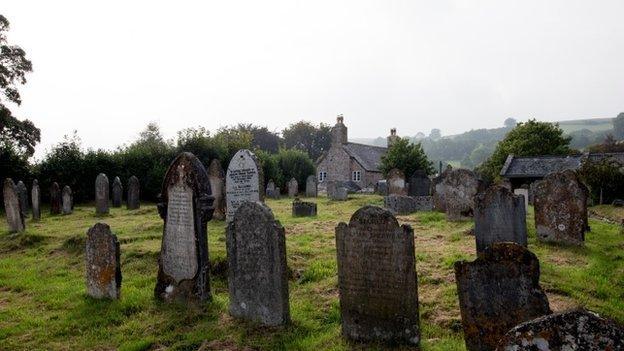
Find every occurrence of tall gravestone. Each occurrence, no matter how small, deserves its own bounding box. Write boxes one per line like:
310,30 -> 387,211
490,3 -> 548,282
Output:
455,243 -> 551,351
432,165 -> 453,212
227,202 -> 290,326
31,179 -> 41,221
387,168 -> 407,196
513,188 -> 529,211
85,223 -> 121,299
127,176 -> 140,210
287,178 -> 298,197
207,159 -> 226,220
436,168 -> 482,221
3,178 -> 25,233
226,149 -> 263,222
112,176 -> 123,207
305,175 -> 317,197
533,170 -> 588,245
95,173 -> 110,215
62,185 -> 73,215
50,182 -> 61,215
408,170 -> 431,196
474,185 -> 527,253
155,152 -> 215,302
335,206 -> 420,345
16,180 -> 29,215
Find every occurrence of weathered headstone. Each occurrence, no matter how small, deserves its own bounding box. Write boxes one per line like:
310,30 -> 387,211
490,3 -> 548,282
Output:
226,149 -> 263,222
155,152 -> 215,302
474,185 -> 527,253
387,168 -> 407,196
112,176 -> 123,207
513,188 -> 529,211
50,182 -> 61,215
305,175 -> 317,197
31,179 -> 41,221
265,179 -> 276,198
497,309 -> 624,351
408,170 -> 431,196
126,176 -> 140,210
375,180 -> 388,196
85,223 -> 121,299
16,180 -> 29,215
330,186 -> 348,201
62,185 -> 73,215
533,170 -> 588,245
207,159 -> 226,220
95,173 -> 110,215
3,178 -> 25,233
287,178 -> 298,197
455,242 -> 551,351
436,168 -> 482,221
384,194 -> 433,214
336,206 -> 420,345
226,202 -> 290,326
292,198 -> 317,217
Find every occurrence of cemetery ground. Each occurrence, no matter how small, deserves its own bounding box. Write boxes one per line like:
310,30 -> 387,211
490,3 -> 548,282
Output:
1,196 -> 623,351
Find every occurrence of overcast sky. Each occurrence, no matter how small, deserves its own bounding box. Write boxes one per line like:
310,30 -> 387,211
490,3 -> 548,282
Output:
3,0 -> 624,157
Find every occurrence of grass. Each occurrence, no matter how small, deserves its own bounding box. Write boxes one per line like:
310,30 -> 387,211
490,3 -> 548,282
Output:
0,195 -> 623,350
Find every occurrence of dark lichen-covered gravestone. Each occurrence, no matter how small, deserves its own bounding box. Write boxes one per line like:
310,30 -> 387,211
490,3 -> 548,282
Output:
306,175 -> 317,197
16,180 -> 29,215
127,176 -> 140,210
287,178 -> 298,197
112,176 -> 123,207
533,170 -> 588,245
62,185 -> 73,215
292,198 -> 317,217
408,170 -> 431,196
50,182 -> 61,215
497,309 -> 624,351
226,149 -> 263,222
335,206 -> 420,345
155,152 -> 215,303
226,202 -> 290,326
436,168 -> 482,221
474,185 -> 527,253
3,178 -> 25,233
85,223 -> 121,299
208,159 -> 226,220
95,173 -> 110,215
31,179 -> 41,221
455,242 -> 551,351
387,168 -> 407,196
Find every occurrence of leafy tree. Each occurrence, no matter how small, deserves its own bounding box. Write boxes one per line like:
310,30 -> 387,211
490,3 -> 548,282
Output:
256,150 -> 283,189
588,134 -> 624,153
612,112 -> 624,140
380,137 -> 433,177
578,158 -> 624,204
504,118 -> 517,128
429,128 -> 442,140
282,121 -> 331,161
233,124 -> 280,153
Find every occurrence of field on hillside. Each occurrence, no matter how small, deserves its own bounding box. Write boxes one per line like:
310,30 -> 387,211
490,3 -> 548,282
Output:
1,195 -> 623,351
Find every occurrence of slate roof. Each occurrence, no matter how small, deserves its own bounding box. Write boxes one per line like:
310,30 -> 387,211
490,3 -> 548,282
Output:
341,142 -> 387,172
500,152 -> 624,178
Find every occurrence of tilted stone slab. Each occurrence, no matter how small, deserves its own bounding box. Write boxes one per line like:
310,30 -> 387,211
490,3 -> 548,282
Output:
3,178 -> 25,233
85,223 -> 121,299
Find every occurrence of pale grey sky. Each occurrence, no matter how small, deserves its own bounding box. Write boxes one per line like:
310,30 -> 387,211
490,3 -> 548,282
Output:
3,0 -> 624,157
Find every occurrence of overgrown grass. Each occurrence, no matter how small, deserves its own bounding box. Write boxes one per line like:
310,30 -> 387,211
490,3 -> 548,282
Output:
0,195 -> 622,350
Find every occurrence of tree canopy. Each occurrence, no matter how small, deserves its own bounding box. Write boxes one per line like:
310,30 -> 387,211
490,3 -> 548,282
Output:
380,137 -> 433,177
282,121 -> 331,161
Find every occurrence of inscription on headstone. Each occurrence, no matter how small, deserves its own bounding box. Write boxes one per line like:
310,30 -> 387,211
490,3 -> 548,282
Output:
287,177 -> 298,197
62,185 -> 73,215
163,182 -> 197,281
85,223 -> 121,299
50,182 -> 61,215
16,180 -> 29,215
226,149 -> 263,222
306,175 -> 317,197
3,178 -> 25,233
207,159 -> 226,220
112,176 -> 123,207
126,176 -> 140,210
95,173 -> 110,215
31,179 -> 41,221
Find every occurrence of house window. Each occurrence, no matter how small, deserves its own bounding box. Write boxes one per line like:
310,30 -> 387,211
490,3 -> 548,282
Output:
352,171 -> 361,182
319,171 -> 327,182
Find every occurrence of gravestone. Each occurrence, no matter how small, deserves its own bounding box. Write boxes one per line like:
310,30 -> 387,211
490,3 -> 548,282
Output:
155,152 -> 215,302
208,159 -> 226,220
330,186 -> 348,201
50,182 -> 62,215
387,168 -> 407,195
31,179 -> 41,221
305,175 -> 317,197
292,198 -> 317,217
265,179 -> 275,197
126,176 -> 140,210
95,173 -> 110,215
533,170 -> 588,245
408,170 -> 431,196
384,194 -> 433,215
336,206 -> 420,345
3,178 -> 25,233
226,149 -> 263,222
62,185 -> 73,215
513,188 -> 529,211
455,242 -> 551,351
287,178 -> 298,197
497,309 -> 624,351
226,202 -> 290,326
474,185 -> 527,253
85,223 -> 121,299
436,168 -> 482,221
375,180 -> 388,196
112,176 -> 123,207
16,180 -> 29,215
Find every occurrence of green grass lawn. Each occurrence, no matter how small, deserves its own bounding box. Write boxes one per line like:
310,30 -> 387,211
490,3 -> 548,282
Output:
1,195 -> 623,350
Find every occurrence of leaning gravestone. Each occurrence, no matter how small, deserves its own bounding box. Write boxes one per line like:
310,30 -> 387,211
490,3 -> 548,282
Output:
292,198 -> 317,217
3,178 -> 25,233
387,168 -> 407,195
155,152 -> 215,302
226,202 -> 290,326
95,173 -> 110,215
85,223 -> 121,299
31,179 -> 41,221
533,170 -> 588,245
207,159 -> 226,220
16,180 -> 29,215
408,170 -> 431,196
496,309 -> 624,351
287,178 -> 298,197
455,242 -> 551,351
437,168 -> 481,221
336,206 -> 420,345
62,185 -> 73,215
474,185 -> 527,253
50,182 -> 62,215
126,176 -> 140,210
306,175 -> 317,197
513,188 -> 529,211
112,176 -> 123,207
226,149 -> 263,222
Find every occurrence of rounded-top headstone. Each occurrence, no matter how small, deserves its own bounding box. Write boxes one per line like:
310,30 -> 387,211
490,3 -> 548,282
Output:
226,149 -> 263,222
85,223 -> 121,299
50,182 -> 61,215
305,175 -> 317,197
3,178 -> 25,233
95,173 -> 110,215
127,176 -> 140,210
31,179 -> 41,221
112,176 -> 123,207
287,177 -> 298,197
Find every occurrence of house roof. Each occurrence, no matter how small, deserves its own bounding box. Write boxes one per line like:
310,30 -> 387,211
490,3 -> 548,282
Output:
316,142 -> 387,172
500,152 -> 624,178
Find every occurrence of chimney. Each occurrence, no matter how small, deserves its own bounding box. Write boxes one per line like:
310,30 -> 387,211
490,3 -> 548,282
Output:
387,128 -> 399,148
332,114 -> 348,145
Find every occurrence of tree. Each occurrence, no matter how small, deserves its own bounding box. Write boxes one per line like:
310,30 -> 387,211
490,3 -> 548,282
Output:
504,118 -> 517,128
613,112 -> 624,140
429,128 -> 442,140
380,138 -> 433,177
578,158 -> 624,204
282,121 -> 331,161
233,124 -> 280,153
